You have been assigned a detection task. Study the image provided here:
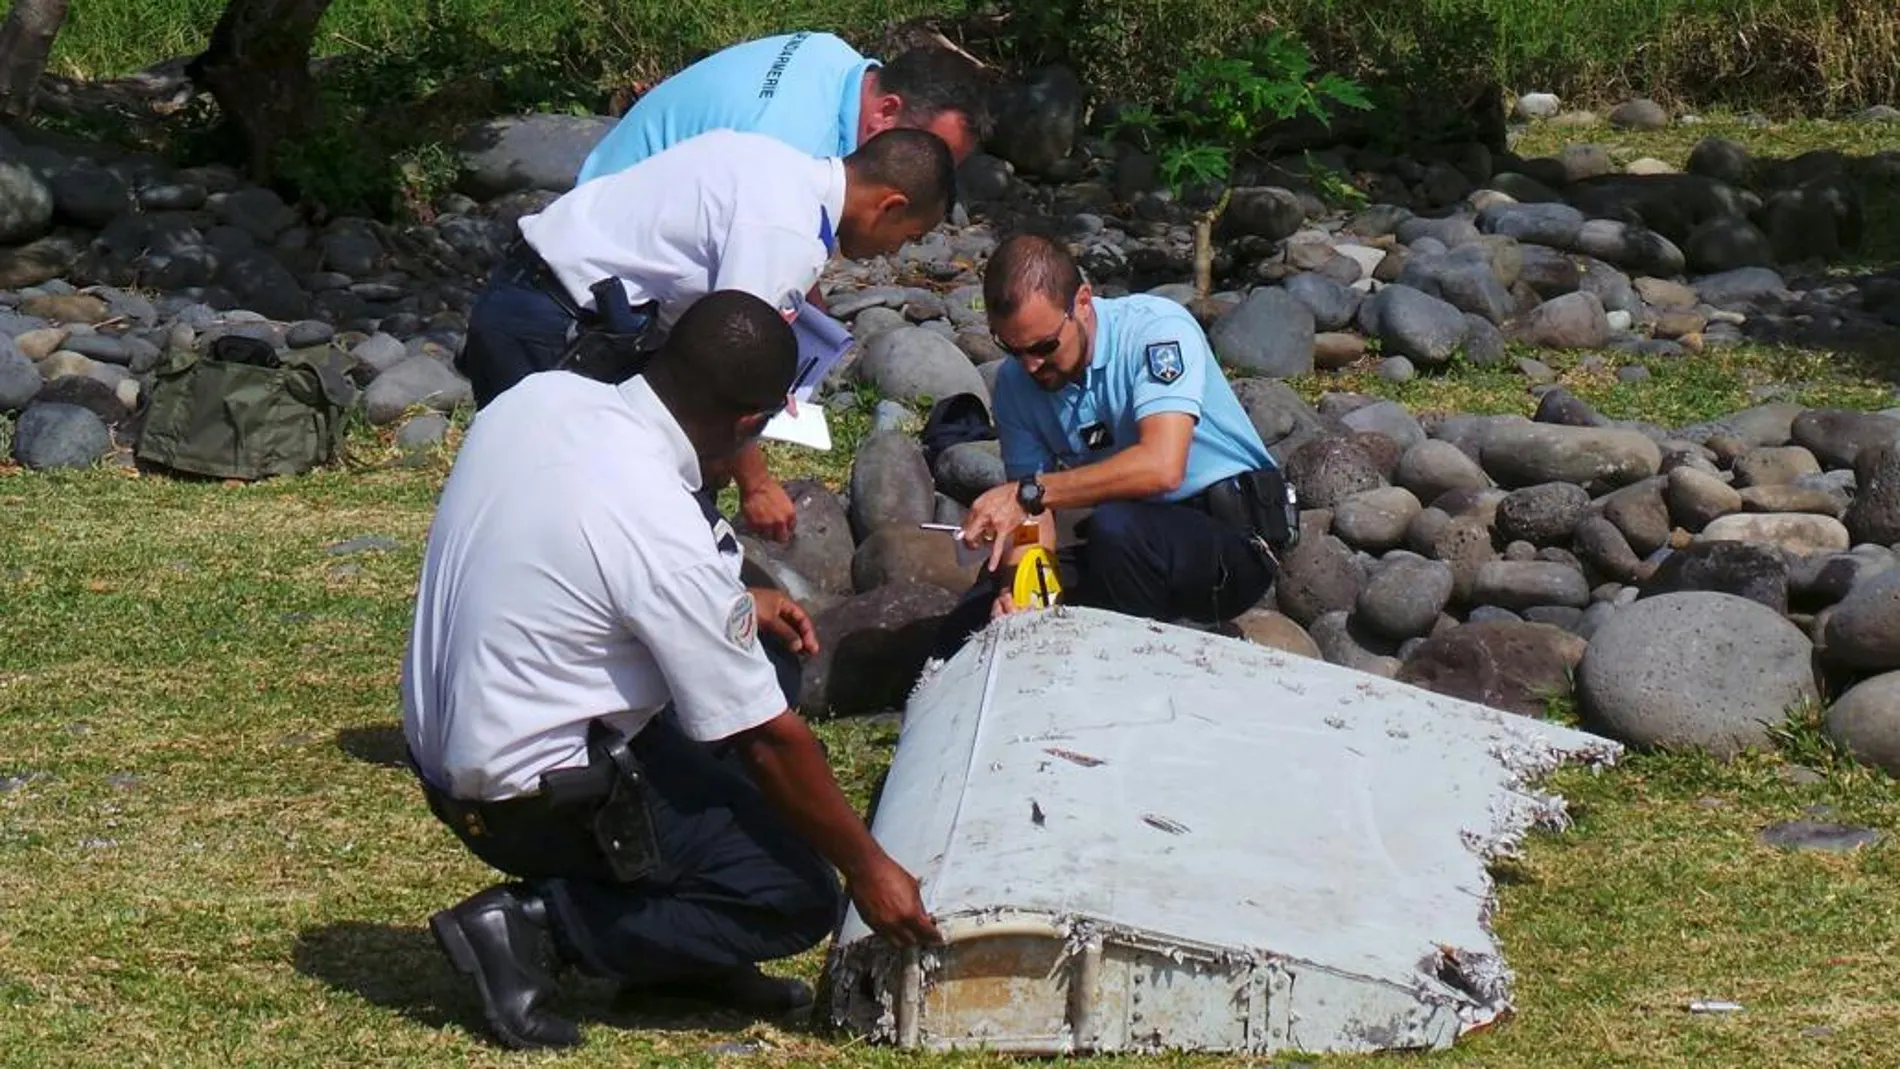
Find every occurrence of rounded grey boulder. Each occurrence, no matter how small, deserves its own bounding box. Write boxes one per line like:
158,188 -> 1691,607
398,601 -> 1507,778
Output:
1362,285 -> 1468,366
12,401 -> 110,470
1357,555 -> 1454,640
0,161 -> 54,244
1331,486 -> 1422,552
1395,439 -> 1490,502
1825,672 -> 1900,777
1495,482 -> 1590,544
933,440 -> 1007,506
0,337 -> 40,412
363,355 -> 472,425
1480,422 -> 1661,490
1821,571 -> 1900,671
1580,591 -> 1818,758
1208,286 -> 1317,377
1472,561 -> 1591,611
1845,441 -> 1900,545
847,431 -> 936,541
858,326 -> 988,406
748,478 -> 855,596
1282,272 -> 1361,332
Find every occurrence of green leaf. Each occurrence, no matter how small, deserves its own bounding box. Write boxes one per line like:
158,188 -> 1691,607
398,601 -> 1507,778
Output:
1316,72 -> 1375,111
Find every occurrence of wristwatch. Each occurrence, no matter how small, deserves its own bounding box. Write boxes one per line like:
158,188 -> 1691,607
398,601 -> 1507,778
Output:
1017,473 -> 1047,516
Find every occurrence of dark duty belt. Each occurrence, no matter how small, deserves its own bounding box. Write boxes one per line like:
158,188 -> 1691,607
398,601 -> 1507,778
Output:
408,720 -> 638,841
503,238 -> 594,324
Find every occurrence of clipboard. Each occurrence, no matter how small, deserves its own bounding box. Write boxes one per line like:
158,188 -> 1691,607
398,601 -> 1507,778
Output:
761,298 -> 855,451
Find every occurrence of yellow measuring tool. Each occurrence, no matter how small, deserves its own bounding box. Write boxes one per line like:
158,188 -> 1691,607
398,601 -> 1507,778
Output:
1010,544 -> 1063,609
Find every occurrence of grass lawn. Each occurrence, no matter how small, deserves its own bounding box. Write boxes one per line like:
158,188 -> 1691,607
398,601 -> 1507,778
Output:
4,117 -> 1900,1066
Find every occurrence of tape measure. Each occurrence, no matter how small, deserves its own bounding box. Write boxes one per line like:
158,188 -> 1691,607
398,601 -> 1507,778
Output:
1010,544 -> 1063,609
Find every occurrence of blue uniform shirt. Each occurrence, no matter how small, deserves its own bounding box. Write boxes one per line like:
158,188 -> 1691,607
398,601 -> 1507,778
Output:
577,32 -> 875,184
992,295 -> 1275,502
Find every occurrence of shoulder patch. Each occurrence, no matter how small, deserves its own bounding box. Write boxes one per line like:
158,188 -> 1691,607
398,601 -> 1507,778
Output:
775,289 -> 802,323
1145,340 -> 1185,384
725,593 -> 758,650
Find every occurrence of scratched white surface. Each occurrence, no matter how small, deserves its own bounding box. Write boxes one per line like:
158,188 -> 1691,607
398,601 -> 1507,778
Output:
836,606 -> 1618,1011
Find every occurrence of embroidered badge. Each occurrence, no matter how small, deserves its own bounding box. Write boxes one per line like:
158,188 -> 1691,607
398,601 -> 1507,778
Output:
1145,340 -> 1185,384
725,593 -> 758,650
775,289 -> 801,323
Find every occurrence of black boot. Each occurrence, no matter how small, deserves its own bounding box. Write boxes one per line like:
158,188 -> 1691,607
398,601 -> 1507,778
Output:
429,883 -> 583,1050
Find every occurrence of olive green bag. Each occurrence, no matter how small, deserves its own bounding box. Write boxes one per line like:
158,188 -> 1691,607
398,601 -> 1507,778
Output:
135,334 -> 358,480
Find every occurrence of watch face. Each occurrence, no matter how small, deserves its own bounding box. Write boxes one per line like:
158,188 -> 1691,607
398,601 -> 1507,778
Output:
1018,478 -> 1044,512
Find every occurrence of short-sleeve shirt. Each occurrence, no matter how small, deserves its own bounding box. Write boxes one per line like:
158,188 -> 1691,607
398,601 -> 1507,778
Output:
576,32 -> 875,184
400,371 -> 786,802
517,129 -> 843,337
991,295 -> 1276,501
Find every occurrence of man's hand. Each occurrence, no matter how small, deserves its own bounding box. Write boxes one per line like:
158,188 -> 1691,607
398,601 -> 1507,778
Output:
846,852 -> 942,948
741,478 -> 798,543
751,588 -> 819,656
990,590 -> 1020,620
961,483 -> 1028,571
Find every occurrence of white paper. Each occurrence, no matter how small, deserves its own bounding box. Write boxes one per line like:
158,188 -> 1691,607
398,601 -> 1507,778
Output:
761,402 -> 832,450
760,298 -> 854,450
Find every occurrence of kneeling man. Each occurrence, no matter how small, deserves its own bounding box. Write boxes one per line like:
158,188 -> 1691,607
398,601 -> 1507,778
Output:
937,232 -> 1288,655
404,290 -> 939,1050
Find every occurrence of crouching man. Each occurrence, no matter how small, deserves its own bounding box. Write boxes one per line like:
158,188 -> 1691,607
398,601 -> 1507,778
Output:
936,232 -> 1292,656
402,290 -> 940,1050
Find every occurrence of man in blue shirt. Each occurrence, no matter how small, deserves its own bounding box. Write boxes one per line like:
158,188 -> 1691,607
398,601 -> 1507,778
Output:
577,31 -> 991,184
936,232 -> 1287,653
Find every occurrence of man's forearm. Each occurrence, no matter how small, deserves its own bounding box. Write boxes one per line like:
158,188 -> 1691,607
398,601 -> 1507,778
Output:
734,712 -> 885,877
731,439 -> 775,492
1037,445 -> 1181,510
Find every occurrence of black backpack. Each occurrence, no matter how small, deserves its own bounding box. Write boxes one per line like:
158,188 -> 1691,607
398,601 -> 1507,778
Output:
920,392 -> 997,467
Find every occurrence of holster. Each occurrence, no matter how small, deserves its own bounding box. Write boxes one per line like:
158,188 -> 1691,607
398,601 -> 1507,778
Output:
540,719 -> 662,882
557,277 -> 661,386
1202,467 -> 1302,552
1242,465 -> 1302,549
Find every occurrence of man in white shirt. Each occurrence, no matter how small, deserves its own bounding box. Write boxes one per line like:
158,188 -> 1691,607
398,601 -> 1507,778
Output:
408,290 -> 940,1051
454,127 -> 956,543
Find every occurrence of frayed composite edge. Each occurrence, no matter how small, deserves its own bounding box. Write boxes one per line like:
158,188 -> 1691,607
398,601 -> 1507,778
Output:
1436,726 -> 1625,1029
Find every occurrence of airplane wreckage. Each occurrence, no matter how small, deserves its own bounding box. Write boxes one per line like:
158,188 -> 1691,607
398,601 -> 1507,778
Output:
824,606 -> 1620,1056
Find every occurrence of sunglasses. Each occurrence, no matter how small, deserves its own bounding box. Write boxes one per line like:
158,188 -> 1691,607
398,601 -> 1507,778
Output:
992,294 -> 1077,361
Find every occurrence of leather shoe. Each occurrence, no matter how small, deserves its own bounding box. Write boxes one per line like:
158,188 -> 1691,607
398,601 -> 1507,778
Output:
430,884 -> 583,1050
626,964 -> 814,1019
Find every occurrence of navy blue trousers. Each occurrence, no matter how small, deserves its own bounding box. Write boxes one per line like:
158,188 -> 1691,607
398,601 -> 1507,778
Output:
933,499 -> 1276,659
456,255 -> 580,410
421,639 -> 841,984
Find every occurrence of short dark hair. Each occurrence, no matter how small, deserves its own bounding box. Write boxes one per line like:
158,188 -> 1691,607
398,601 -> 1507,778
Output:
651,290 -> 797,416
982,229 -> 1082,321
876,46 -> 994,141
845,128 -> 958,220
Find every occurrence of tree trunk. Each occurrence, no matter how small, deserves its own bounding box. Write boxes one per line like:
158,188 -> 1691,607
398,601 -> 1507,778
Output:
186,0 -> 336,182
0,0 -> 71,122
1192,188 -> 1233,300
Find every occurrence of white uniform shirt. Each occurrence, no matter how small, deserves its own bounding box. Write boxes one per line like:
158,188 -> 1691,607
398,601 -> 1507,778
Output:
400,370 -> 787,801
518,128 -> 844,334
